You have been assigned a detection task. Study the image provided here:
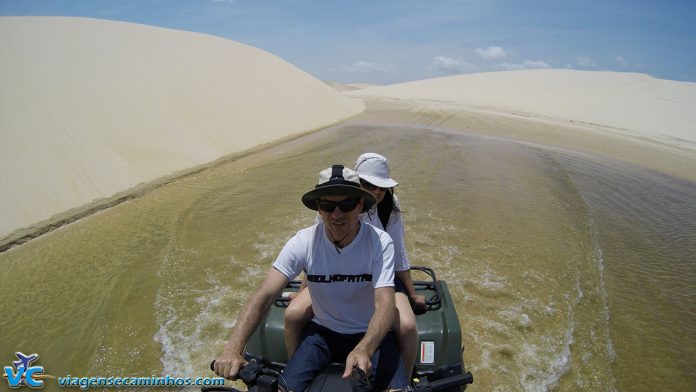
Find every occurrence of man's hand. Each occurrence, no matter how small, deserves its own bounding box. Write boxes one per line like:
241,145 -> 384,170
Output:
213,351 -> 247,380
410,294 -> 427,315
214,268 -> 288,380
342,347 -> 372,379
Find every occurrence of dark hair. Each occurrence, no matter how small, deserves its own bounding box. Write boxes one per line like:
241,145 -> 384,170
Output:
377,188 -> 400,229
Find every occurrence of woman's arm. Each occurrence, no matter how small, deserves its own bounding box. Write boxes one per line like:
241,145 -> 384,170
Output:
395,269 -> 427,314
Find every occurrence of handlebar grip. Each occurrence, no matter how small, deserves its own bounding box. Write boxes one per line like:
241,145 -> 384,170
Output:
210,360 -> 241,381
350,367 -> 372,392
428,372 -> 474,390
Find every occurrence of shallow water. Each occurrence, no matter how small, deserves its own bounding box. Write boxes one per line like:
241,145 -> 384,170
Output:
1,123 -> 695,391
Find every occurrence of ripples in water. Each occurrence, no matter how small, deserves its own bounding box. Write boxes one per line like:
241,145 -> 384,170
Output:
1,124 -> 694,391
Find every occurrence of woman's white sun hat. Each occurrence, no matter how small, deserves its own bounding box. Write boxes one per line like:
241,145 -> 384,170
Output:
354,153 -> 398,188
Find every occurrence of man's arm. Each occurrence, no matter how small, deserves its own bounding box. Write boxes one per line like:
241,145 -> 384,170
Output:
214,267 -> 289,379
342,286 -> 396,378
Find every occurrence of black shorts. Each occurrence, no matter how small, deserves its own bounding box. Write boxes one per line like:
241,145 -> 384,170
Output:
282,322 -> 408,391
394,277 -> 407,294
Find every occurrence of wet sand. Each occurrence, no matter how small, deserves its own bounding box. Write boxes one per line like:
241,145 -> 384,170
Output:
3,92 -> 696,256
3,118 -> 695,391
349,96 -> 696,185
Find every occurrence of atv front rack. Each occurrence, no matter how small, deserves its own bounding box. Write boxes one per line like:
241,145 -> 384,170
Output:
274,266 -> 443,310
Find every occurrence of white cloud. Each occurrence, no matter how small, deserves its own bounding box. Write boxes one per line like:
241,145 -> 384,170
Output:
615,56 -> 628,66
341,61 -> 395,73
576,56 -> 597,68
476,46 -> 507,60
429,56 -> 478,73
494,60 -> 551,70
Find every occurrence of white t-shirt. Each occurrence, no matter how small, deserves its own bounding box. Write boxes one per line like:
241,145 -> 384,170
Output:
312,194 -> 409,272
360,194 -> 410,272
273,221 -> 395,334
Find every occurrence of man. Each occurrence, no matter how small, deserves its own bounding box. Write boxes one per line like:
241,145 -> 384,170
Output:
214,164 -> 408,391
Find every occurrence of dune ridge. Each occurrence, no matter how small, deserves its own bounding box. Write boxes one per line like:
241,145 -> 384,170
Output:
350,70 -> 696,147
4,17 -> 696,250
0,16 -> 364,245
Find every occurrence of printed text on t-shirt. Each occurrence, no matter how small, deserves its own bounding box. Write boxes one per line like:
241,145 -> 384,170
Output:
306,274 -> 373,283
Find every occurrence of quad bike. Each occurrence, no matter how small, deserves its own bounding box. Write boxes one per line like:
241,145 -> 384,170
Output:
204,267 -> 473,392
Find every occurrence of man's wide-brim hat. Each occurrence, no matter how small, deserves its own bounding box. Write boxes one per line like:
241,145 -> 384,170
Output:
302,165 -> 377,212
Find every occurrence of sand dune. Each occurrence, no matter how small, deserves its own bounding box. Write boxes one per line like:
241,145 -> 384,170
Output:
3,17 -> 695,248
350,70 -> 696,146
0,17 -> 364,243
324,81 -> 382,91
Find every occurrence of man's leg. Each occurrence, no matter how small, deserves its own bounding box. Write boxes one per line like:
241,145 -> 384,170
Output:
281,322 -> 331,392
370,331 -> 409,391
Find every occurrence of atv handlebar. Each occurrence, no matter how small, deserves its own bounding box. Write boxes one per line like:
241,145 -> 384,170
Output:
208,359 -> 278,383
206,359 -> 472,392
207,360 -> 371,392
411,371 -> 474,391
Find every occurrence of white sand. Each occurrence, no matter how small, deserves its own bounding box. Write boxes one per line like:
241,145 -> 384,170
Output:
324,81 -> 383,92
323,81 -> 361,91
4,17 -> 695,246
350,70 -> 696,147
0,17 -> 364,241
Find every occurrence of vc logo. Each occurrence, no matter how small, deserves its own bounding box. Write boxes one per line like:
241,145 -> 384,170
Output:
3,352 -> 51,389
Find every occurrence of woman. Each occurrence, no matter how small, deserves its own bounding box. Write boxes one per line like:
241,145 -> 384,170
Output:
284,152 -> 426,377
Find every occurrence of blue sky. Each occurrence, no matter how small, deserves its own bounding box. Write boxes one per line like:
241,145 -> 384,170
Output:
2,0 -> 695,84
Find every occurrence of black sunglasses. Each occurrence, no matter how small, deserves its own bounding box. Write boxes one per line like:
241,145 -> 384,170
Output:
317,198 -> 360,213
360,179 -> 386,192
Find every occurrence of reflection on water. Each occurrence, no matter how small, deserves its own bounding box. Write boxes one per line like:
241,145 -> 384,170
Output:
1,124 -> 695,391
552,153 -> 696,390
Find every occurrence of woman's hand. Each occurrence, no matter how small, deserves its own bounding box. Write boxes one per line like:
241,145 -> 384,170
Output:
410,294 -> 427,315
